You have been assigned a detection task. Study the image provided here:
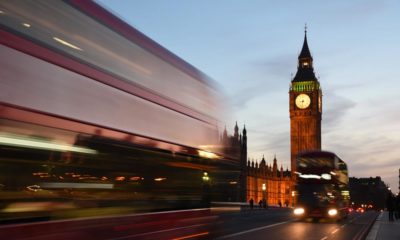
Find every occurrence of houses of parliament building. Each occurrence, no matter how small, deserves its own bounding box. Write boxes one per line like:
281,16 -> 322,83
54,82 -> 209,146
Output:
222,123 -> 294,206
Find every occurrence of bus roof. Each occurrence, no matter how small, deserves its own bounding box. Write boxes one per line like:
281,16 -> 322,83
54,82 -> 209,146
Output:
297,150 -> 337,159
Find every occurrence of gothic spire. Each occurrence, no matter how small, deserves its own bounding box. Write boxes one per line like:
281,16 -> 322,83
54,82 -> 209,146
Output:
260,154 -> 266,165
273,155 -> 278,173
292,26 -> 317,82
298,25 -> 312,60
234,121 -> 239,139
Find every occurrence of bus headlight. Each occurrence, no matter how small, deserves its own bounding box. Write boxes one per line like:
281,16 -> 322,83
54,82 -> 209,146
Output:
328,209 -> 338,216
294,207 -> 305,215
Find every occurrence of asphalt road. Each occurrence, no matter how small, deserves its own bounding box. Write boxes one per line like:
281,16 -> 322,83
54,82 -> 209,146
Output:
211,208 -> 378,240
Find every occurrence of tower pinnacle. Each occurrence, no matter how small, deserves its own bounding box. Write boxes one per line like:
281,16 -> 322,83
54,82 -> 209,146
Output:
299,27 -> 312,60
234,121 -> 239,138
292,26 -> 317,82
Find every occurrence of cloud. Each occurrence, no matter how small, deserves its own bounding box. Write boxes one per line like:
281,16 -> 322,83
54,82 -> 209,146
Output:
252,54 -> 295,78
246,128 -> 291,167
324,130 -> 399,190
350,161 -> 398,188
251,131 -> 288,152
354,157 -> 399,169
322,91 -> 357,132
347,1 -> 386,18
229,83 -> 270,110
229,54 -> 294,110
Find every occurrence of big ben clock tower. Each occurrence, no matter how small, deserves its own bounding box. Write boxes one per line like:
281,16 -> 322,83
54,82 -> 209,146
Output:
289,28 -> 322,174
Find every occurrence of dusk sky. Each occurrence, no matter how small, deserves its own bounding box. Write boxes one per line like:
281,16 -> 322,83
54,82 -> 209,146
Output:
98,0 -> 400,193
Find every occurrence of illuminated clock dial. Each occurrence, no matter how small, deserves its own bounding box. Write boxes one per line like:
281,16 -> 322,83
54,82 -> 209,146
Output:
295,94 -> 311,109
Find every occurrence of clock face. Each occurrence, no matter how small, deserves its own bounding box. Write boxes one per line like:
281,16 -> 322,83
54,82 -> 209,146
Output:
295,94 -> 311,109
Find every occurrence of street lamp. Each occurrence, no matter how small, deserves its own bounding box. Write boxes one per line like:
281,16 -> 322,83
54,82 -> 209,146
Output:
292,190 -> 295,207
202,172 -> 211,207
262,183 -> 267,208
202,172 -> 210,181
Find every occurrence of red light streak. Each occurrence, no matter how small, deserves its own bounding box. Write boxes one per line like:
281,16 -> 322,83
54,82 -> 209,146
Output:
172,232 -> 209,240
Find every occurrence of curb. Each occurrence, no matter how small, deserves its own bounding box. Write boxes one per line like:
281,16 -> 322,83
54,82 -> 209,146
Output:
354,212 -> 379,240
365,212 -> 384,240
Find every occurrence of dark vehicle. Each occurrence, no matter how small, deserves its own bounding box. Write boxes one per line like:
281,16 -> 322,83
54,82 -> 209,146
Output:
293,151 -> 350,220
0,0 -> 238,238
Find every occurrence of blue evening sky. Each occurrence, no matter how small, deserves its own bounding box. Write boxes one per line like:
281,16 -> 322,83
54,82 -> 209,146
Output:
97,0 -> 400,192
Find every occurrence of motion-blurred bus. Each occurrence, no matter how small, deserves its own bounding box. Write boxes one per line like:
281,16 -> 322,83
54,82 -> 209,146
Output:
0,1 -> 239,238
293,151 -> 350,220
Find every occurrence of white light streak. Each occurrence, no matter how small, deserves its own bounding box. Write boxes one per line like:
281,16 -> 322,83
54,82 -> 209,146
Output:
154,177 -> 166,181
41,182 -> 113,189
297,173 -> 332,180
299,174 -> 321,179
321,173 -> 332,180
53,37 -> 82,51
198,150 -> 219,159
0,135 -> 97,154
331,228 -> 339,234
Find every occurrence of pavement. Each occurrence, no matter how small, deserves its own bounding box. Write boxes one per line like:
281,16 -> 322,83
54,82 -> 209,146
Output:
366,211 -> 400,240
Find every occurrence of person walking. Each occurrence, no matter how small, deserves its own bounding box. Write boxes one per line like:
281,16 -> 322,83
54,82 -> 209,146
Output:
386,193 -> 395,221
395,193 -> 400,220
284,200 -> 289,207
249,198 -> 254,210
262,199 -> 268,209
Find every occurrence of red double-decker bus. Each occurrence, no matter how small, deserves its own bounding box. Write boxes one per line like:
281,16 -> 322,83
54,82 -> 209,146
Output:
293,151 -> 350,221
0,1 -> 238,238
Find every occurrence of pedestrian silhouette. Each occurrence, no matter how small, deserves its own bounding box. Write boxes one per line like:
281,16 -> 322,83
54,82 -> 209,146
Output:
386,192 -> 395,221
284,200 -> 289,207
395,194 -> 400,220
249,198 -> 254,210
262,199 -> 268,209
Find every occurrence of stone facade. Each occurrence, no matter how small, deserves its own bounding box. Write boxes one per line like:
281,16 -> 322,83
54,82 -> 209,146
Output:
222,123 -> 294,205
246,156 -> 293,206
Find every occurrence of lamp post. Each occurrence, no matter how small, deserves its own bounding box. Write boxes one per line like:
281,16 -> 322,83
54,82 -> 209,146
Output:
262,183 -> 267,208
291,190 -> 295,207
202,172 -> 211,207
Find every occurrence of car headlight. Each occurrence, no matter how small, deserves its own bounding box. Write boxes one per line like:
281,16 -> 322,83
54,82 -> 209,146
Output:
294,207 -> 305,215
328,209 -> 338,216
